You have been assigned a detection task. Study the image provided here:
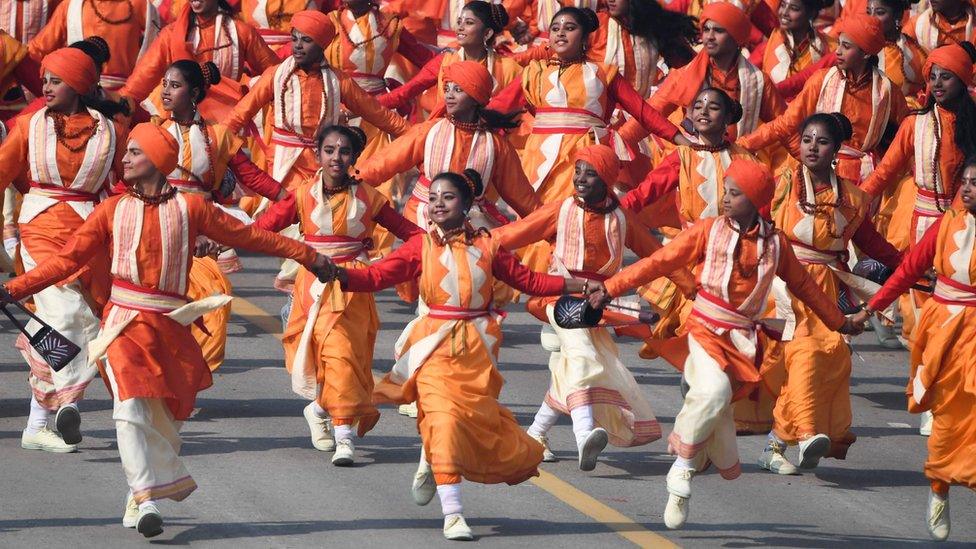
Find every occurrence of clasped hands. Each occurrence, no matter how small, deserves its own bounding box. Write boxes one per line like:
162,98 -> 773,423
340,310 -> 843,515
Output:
310,254 -> 341,283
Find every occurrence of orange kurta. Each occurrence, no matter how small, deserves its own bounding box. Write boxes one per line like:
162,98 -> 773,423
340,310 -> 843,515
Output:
5,192 -> 318,420
904,6 -> 975,53
239,0 -> 314,50
760,29 -> 834,84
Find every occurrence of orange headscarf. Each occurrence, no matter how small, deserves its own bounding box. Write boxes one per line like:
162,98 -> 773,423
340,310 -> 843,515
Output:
701,2 -> 751,46
725,158 -> 774,210
291,10 -> 336,49
40,48 -> 97,94
575,144 -> 620,185
442,61 -> 492,106
924,44 -> 974,84
835,15 -> 885,56
129,123 -> 179,176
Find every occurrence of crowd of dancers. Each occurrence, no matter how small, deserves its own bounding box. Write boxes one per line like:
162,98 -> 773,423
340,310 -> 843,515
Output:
0,0 -> 973,542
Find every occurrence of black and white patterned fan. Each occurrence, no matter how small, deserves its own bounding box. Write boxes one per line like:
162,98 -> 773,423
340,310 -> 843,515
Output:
1,300 -> 81,372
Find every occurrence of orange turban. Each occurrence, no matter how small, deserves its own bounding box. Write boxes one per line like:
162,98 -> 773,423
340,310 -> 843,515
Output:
575,144 -> 620,185
442,60 -> 492,106
40,48 -> 97,94
291,10 -> 336,48
924,44 -> 974,84
835,14 -> 885,56
701,2 -> 751,46
725,158 -> 774,210
129,123 -> 179,176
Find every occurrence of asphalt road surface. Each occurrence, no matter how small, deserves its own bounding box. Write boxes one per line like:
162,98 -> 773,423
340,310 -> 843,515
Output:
1,252 -> 974,548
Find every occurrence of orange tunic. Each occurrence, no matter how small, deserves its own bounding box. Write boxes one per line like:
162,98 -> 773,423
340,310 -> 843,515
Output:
879,37 -> 926,106
28,0 -> 159,90
239,0 -> 315,49
868,208 -> 976,490
5,192 -> 318,420
120,9 -> 279,105
347,230 -> 565,485
758,29 -> 834,85
904,6 -> 975,53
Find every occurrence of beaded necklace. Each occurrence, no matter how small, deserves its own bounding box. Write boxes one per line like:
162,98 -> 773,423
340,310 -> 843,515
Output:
724,216 -> 770,278
89,0 -> 132,25
127,184 -> 177,205
573,191 -> 619,215
48,111 -> 97,153
797,167 -> 848,239
448,113 -> 484,132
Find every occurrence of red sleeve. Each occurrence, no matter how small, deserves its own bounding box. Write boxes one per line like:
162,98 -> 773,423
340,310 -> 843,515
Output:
395,29 -> 436,68
851,216 -> 903,270
227,150 -> 284,200
253,191 -> 298,232
342,233 -> 423,291
373,202 -> 423,241
486,77 -> 528,114
620,151 -> 680,211
196,197 -> 317,266
776,53 -> 834,101
750,1 -> 778,36
748,39 -> 767,67
377,52 -> 443,110
868,217 -> 940,311
609,74 -> 679,141
12,55 -> 42,97
491,246 -> 564,295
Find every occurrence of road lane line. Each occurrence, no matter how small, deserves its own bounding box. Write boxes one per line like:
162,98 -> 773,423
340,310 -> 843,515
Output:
230,296 -> 679,548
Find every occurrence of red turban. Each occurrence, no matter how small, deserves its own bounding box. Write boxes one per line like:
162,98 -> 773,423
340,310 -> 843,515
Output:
442,61 -> 492,106
835,15 -> 885,56
40,48 -> 97,94
575,144 -> 620,185
725,158 -> 774,210
924,44 -> 974,85
701,2 -> 751,46
291,10 -> 336,48
129,123 -> 179,176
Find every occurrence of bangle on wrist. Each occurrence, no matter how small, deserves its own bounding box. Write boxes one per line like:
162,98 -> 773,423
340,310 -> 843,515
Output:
581,279 -> 589,294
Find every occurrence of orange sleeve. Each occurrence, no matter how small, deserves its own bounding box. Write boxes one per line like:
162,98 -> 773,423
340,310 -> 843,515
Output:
648,68 -> 681,118
27,0 -> 68,61
490,200 -> 560,250
859,115 -> 914,197
193,195 -> 318,266
605,217 -> 709,297
0,121 -> 30,193
241,23 -> 279,75
775,235 -> 846,330
888,85 -> 910,126
623,210 -> 698,297
119,27 -> 174,103
353,121 -> 427,186
760,74 -> 787,121
490,139 -> 542,217
338,76 -> 410,137
739,70 -> 819,151
225,65 -> 277,133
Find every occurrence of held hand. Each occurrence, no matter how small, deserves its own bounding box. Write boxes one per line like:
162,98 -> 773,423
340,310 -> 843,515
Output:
194,236 -> 220,258
848,309 -> 871,327
310,254 -> 338,282
584,280 -> 607,297
837,317 -> 865,336
587,288 -> 612,310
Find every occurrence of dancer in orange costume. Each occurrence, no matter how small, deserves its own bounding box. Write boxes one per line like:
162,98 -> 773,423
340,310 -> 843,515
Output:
592,158 -> 862,530
28,0 -> 160,92
0,28 -> 43,121
239,0 -> 318,54
255,125 -> 421,465
494,145 -> 695,468
903,0 -> 974,53
851,159 -> 976,542
739,14 -> 909,183
750,0 -> 835,85
324,170 -> 594,541
759,113 -> 901,475
0,122 -> 331,538
0,48 -> 128,453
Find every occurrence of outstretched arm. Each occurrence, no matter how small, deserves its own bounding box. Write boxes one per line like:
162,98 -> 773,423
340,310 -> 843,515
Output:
196,198 -> 317,267
340,233 -> 424,291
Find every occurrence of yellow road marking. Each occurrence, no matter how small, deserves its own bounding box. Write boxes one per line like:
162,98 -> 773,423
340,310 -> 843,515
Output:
230,296 -> 678,548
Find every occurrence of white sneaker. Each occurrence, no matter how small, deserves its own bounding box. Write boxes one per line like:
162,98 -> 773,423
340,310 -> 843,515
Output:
530,433 -> 558,462
663,493 -> 690,530
927,491 -> 950,541
136,503 -> 163,538
122,495 -> 139,528
303,403 -> 336,452
398,402 -> 419,418
331,439 -> 355,466
797,434 -> 830,469
919,411 -> 933,437
758,447 -> 799,475
666,463 -> 694,499
443,513 -> 474,541
55,405 -> 82,445
21,428 -> 77,453
577,428 -> 608,471
412,461 -> 436,505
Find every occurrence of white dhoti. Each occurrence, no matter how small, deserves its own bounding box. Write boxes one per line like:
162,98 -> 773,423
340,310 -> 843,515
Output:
18,245 -> 99,410
542,305 -> 662,447
106,363 -> 197,504
668,334 -> 741,480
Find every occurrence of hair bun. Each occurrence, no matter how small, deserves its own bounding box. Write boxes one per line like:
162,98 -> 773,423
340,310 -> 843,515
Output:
200,61 -> 222,87
349,126 -> 367,151
579,7 -> 599,34
462,168 -> 485,198
85,36 -> 111,64
829,112 -> 854,141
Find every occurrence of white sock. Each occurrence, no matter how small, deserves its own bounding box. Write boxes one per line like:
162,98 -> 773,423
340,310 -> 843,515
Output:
333,423 -> 354,442
570,405 -> 595,448
437,483 -> 463,516
527,401 -> 560,438
138,500 -> 157,512
26,396 -> 51,433
673,457 -> 695,470
311,402 -> 328,418
419,449 -> 429,468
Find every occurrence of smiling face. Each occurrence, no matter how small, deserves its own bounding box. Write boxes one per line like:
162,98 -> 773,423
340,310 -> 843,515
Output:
291,29 -> 324,67
722,176 -> 757,219
160,67 -> 196,114
866,0 -> 899,35
41,71 -> 79,111
317,131 -> 356,181
443,81 -> 479,118
691,89 -> 732,137
606,0 -> 629,18
961,164 -> 976,213
778,0 -> 812,33
835,34 -> 867,72
572,160 -> 609,203
456,8 -> 492,48
189,0 -> 218,16
928,65 -> 965,106
122,140 -> 159,181
549,13 -> 586,58
799,121 -> 840,173
701,20 -> 739,59
427,178 -> 469,230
